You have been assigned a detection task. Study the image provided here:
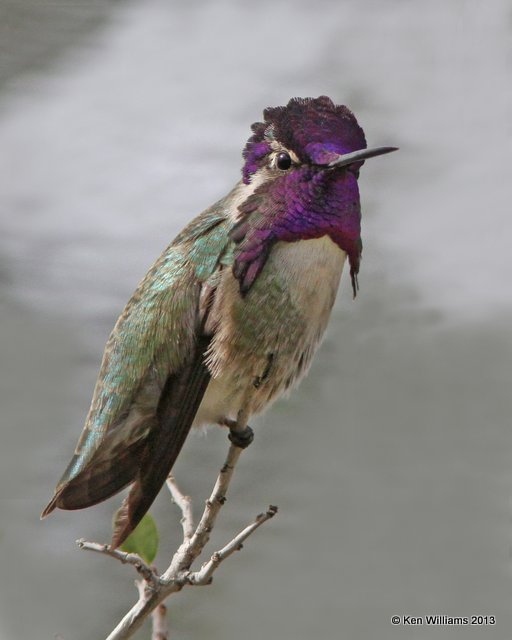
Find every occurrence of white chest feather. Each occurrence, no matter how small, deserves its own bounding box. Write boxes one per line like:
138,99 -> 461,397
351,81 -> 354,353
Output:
269,235 -> 346,319
195,235 -> 346,427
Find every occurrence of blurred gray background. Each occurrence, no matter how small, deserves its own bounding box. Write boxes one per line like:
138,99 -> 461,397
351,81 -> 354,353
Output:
1,1 -> 512,638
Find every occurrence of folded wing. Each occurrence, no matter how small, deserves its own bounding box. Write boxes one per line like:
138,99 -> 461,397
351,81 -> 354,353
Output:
42,209 -> 230,546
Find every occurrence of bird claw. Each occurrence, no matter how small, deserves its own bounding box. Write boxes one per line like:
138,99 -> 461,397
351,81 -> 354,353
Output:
228,425 -> 254,449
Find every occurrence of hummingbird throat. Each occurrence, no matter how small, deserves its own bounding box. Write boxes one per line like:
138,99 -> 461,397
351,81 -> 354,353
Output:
231,167 -> 362,297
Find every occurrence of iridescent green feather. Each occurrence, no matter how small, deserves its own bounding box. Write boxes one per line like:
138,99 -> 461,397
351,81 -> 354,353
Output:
56,203 -> 233,488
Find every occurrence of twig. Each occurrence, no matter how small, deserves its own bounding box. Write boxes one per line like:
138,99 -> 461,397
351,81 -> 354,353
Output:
166,475 -> 194,540
187,505 -> 278,585
135,581 -> 169,639
77,440 -> 277,640
151,603 -> 168,640
77,540 -> 160,591
163,442 -> 244,580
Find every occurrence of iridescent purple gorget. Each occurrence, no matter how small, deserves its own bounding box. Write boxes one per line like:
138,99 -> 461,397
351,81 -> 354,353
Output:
233,96 -> 367,296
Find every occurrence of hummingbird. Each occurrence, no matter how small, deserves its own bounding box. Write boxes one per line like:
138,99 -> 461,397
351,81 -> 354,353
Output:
42,96 -> 397,547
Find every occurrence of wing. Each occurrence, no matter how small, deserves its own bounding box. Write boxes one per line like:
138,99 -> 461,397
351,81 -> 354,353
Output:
42,204 -> 232,545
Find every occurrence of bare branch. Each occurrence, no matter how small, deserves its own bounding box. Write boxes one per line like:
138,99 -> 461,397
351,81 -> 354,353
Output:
77,539 -> 160,591
163,443 -> 243,580
166,475 -> 194,540
151,603 -> 169,640
188,505 -> 278,586
77,439 -> 276,640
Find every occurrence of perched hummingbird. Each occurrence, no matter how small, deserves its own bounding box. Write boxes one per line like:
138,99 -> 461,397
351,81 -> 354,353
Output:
42,96 -> 396,547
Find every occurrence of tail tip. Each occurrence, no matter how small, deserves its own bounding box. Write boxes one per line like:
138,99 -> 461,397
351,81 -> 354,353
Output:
111,499 -> 132,549
40,495 -> 58,520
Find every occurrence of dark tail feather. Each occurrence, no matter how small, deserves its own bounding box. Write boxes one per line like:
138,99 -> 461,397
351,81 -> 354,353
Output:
41,431 -> 148,517
111,337 -> 211,548
41,494 -> 58,519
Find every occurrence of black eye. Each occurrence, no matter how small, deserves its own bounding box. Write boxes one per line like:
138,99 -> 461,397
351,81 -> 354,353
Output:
276,152 -> 292,170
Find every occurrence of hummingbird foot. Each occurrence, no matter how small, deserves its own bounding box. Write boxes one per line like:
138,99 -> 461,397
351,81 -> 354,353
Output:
228,425 -> 254,449
223,419 -> 254,449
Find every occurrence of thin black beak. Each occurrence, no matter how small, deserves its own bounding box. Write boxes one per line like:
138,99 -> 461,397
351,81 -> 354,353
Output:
327,146 -> 398,168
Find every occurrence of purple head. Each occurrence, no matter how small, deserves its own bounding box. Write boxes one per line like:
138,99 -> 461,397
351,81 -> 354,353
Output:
233,96 -> 396,297
242,96 -> 366,183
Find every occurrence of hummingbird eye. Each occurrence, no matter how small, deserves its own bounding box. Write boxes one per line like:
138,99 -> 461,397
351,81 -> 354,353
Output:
276,152 -> 292,170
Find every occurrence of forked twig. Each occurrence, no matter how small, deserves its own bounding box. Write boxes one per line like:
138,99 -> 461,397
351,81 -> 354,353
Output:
188,505 -> 278,586
77,440 -> 277,640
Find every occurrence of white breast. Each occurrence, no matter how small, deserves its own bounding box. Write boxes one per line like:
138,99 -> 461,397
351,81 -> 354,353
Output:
194,235 -> 347,428
269,235 -> 347,320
